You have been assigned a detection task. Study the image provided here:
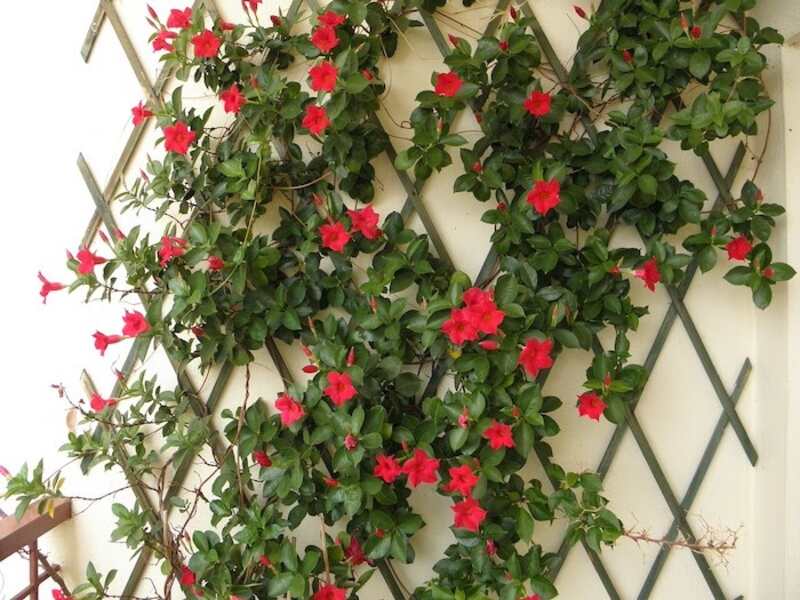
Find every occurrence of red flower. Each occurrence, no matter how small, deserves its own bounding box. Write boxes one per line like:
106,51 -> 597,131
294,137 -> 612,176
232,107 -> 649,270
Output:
344,434 -> 359,450
324,371 -> 357,406
252,450 -> 272,467
313,584 -> 346,600
577,391 -> 607,421
622,49 -> 633,64
523,91 -> 552,117
458,409 -> 470,429
275,393 -> 305,426
244,0 -> 262,11
318,10 -> 346,27
207,255 -> 224,271
323,476 -> 339,487
52,591 -> 72,600
518,338 -> 554,377
634,258 -> 661,292
320,221 -> 350,253
526,179 -> 561,216
309,61 -> 339,93
690,25 -> 702,39
166,7 -> 192,29
441,308 -> 479,345
347,206 -> 382,240
462,287 -> 491,307
443,464 -> 478,496
192,325 -> 205,337
574,5 -> 587,19
374,454 -> 402,483
434,72 -> 463,97
192,29 -> 221,58
93,332 -> 123,356
478,340 -> 499,351
483,421 -> 514,450
259,554 -> 271,567
179,566 -> 196,586
38,272 -> 65,304
345,536 -> 367,565
303,104 -> 331,135
466,298 -> 505,336
76,248 -> 107,275
132,101 -> 154,126
402,449 -> 440,487
158,236 -> 188,267
163,121 -> 196,155
90,393 -> 116,412
122,310 -> 150,337
726,235 -> 752,261
152,29 -> 177,52
220,85 -> 246,114
523,596 -> 542,600
452,497 -> 487,532
311,25 -> 340,53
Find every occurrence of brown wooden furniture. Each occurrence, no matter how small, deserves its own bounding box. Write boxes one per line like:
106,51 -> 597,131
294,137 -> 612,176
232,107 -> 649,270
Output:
0,500 -> 72,600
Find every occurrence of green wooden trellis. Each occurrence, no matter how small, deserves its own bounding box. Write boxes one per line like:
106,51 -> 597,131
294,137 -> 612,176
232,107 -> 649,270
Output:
75,1 -> 759,598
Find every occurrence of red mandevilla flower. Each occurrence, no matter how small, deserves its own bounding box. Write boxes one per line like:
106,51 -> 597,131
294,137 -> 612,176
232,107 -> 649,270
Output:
122,310 -> 150,337
518,338 -> 554,377
434,71 -> 463,97
320,221 -> 350,253
252,450 -> 272,467
76,248 -> 108,275
452,497 -> 487,532
207,255 -> 224,271
93,332 -> 123,356
158,236 -> 188,267
275,393 -> 305,426
634,258 -> 661,291
344,536 -> 367,565
308,61 -> 339,93
347,206 -> 382,239
577,391 -> 607,421
132,101 -> 154,126
443,464 -> 478,496
166,7 -> 192,29
38,272 -> 65,303
324,371 -> 357,406
312,584 -> 346,600
374,454 -> 402,483
441,307 -> 479,345
152,29 -> 177,52
402,448 -> 440,487
90,393 -> 116,412
482,420 -> 515,450
311,25 -> 340,53
526,179 -> 561,216
726,235 -> 753,261
179,566 -> 196,586
192,29 -> 222,58
303,104 -> 331,135
163,121 -> 196,155
318,10 -> 346,27
220,85 -> 246,114
523,90 -> 552,117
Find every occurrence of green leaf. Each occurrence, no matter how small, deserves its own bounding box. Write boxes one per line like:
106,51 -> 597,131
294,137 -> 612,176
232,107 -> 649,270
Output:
689,51 -> 711,79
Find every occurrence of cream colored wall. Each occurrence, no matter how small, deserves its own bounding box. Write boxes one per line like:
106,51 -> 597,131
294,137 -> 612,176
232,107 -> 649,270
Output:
0,1 -> 798,599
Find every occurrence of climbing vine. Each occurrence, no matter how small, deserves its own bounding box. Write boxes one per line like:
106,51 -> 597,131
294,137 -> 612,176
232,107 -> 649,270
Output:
6,1 -> 793,600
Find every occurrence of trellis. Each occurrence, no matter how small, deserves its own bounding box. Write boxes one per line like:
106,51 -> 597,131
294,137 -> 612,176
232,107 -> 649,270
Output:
75,1 -> 758,598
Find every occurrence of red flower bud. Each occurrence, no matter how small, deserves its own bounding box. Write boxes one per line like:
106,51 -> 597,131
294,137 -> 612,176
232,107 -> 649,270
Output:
509,6 -> 517,20
622,49 -> 633,63
302,364 -> 319,374
690,26 -> 702,39
98,229 -> 109,243
475,112 -> 483,123
323,476 -> 338,487
471,161 -> 483,174
270,15 -> 282,27
347,347 -> 356,366
375,528 -> 385,538
499,40 -> 509,52
448,34 -> 459,46
680,14 -> 689,30
361,68 -> 373,81
191,326 -> 205,337
301,344 -> 313,358
574,5 -> 587,19
147,4 -> 159,21
763,267 -> 775,279
497,202 -> 507,212
344,434 -> 358,450
486,539 -> 496,556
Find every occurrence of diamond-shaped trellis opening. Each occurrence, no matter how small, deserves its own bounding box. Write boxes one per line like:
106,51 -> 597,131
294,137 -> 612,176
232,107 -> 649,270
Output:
74,1 -> 766,599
